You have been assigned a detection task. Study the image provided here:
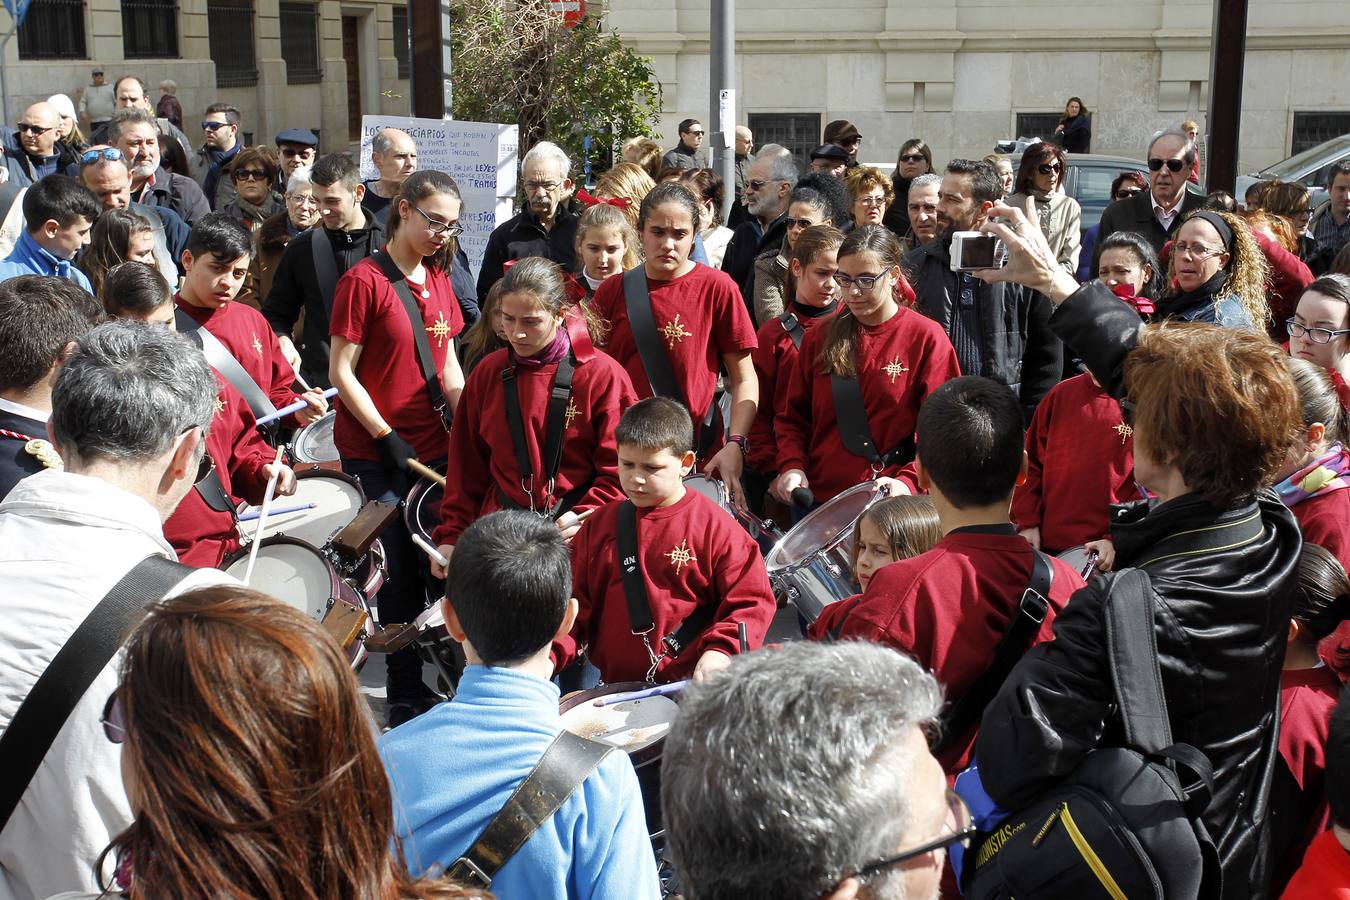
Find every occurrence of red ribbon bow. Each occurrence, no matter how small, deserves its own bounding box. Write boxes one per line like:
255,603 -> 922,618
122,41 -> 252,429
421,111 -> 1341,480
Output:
576,188 -> 632,209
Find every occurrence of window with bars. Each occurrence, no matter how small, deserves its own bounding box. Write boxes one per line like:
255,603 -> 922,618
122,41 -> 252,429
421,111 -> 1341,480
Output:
280,2 -> 322,85
1292,112 -> 1350,156
18,0 -> 87,60
122,0 -> 179,59
747,113 -> 822,171
1014,113 -> 1062,142
392,6 -> 410,81
207,0 -> 257,87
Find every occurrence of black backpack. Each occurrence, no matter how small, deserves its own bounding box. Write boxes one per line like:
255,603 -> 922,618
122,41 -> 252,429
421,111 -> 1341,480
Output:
963,568 -> 1224,900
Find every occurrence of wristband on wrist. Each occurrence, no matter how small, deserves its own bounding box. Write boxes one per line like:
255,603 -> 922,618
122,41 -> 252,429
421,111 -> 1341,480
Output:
727,434 -> 748,454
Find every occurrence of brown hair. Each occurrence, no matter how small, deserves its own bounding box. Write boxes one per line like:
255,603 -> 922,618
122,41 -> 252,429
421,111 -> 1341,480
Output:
79,207 -> 157,299
1333,243 -> 1350,277
849,495 -> 941,572
1251,179 -> 1311,220
575,202 -> 639,271
387,170 -> 464,273
844,166 -> 894,208
594,162 -> 655,230
1013,141 -> 1067,196
1241,207 -> 1299,254
1166,209 -> 1271,327
818,225 -> 904,377
784,224 -> 843,310
102,586 -> 477,899
895,139 -> 933,173
678,167 -> 727,229
620,137 -> 663,180
228,145 -> 279,184
460,280 -> 508,374
1124,322 -> 1301,508
1287,356 -> 1347,446
497,256 -> 606,345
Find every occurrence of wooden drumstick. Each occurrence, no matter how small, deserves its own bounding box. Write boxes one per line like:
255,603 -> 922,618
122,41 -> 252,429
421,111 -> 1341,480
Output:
242,446 -> 286,585
407,457 -> 446,487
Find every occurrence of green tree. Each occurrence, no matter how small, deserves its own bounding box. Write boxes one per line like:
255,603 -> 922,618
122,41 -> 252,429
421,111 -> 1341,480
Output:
451,0 -> 662,168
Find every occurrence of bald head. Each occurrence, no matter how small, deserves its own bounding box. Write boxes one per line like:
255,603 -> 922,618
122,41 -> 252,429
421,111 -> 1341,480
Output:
735,125 -> 753,157
371,127 -> 417,189
17,102 -> 61,158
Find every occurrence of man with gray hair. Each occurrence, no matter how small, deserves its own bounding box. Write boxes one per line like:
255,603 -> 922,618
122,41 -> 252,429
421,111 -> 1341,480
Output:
476,139 -> 578,298
906,172 -> 943,249
721,143 -> 798,316
361,126 -> 418,219
107,107 -> 210,226
1093,129 -> 1205,263
662,641 -> 963,900
0,321 -> 233,899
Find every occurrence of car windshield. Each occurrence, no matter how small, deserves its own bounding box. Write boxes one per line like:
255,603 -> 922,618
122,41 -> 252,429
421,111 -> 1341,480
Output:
1261,136 -> 1350,178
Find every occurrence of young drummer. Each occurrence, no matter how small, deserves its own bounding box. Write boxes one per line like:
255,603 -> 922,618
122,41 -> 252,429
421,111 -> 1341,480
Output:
552,397 -> 777,684
431,258 -> 637,569
772,225 -> 960,506
173,213 -> 328,428
591,182 -> 758,504
104,260 -> 295,567
832,376 -> 1085,773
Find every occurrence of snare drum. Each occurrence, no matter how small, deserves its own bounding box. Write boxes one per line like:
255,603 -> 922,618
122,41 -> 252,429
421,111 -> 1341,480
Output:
559,682 -> 680,837
765,481 -> 882,623
684,475 -> 784,556
241,468 -> 364,550
1057,545 -> 1101,580
291,410 -> 339,466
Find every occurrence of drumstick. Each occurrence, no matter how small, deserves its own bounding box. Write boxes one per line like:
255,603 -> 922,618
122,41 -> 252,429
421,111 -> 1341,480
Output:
594,680 -> 689,706
238,501 -> 315,521
407,458 -> 446,487
293,371 -> 313,392
242,446 -> 286,585
411,532 -> 450,568
255,386 -> 339,427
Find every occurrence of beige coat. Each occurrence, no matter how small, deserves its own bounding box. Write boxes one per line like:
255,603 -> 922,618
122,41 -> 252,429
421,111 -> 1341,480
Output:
1008,189 -> 1082,272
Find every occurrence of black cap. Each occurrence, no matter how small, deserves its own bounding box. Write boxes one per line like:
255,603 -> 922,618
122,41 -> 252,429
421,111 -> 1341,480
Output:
810,143 -> 850,162
275,128 -> 318,147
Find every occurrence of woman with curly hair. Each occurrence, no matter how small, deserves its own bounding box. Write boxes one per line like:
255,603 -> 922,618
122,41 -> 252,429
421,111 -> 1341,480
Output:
845,166 -> 894,229
1158,209 -> 1270,329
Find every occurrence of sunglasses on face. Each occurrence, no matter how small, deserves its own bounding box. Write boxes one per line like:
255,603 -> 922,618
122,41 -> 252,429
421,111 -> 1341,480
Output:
899,153 -> 927,163
1148,157 -> 1186,173
233,169 -> 269,182
1037,163 -> 1063,175
279,146 -> 313,158
687,130 -> 705,137
1114,187 -> 1143,200
17,123 -> 53,135
101,691 -> 126,744
785,217 -> 821,230
747,179 -> 774,191
201,121 -> 230,132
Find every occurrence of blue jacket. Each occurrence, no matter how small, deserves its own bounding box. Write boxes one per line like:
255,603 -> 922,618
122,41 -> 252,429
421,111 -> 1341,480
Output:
0,230 -> 93,293
380,665 -> 660,900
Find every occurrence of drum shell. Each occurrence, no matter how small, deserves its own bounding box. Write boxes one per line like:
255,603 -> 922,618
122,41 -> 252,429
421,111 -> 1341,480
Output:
291,410 -> 341,469
765,481 -> 880,622
404,467 -> 444,546
771,553 -> 856,624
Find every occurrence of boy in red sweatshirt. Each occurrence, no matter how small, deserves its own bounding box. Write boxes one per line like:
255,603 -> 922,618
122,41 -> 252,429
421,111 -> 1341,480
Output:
834,376 -> 1086,772
553,397 -> 777,684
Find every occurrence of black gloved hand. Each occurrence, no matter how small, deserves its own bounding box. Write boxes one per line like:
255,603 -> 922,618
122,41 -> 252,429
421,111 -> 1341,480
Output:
376,429 -> 416,475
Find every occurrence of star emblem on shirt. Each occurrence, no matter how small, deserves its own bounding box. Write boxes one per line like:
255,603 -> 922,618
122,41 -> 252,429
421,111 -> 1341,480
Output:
660,314 -> 694,349
427,311 -> 451,349
564,400 -> 580,429
250,332 -> 263,358
1114,421 -> 1133,444
883,356 -> 910,384
665,539 -> 698,574
213,395 -> 226,416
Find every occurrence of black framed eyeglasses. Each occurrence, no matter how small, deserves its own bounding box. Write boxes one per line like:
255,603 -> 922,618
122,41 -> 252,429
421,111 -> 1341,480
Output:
413,205 -> 464,237
843,790 -> 976,884
1287,319 -> 1350,344
1148,157 -> 1186,173
101,690 -> 126,744
833,271 -> 889,291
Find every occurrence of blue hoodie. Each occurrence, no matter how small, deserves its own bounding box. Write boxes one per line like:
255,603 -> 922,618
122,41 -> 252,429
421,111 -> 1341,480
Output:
0,229 -> 93,293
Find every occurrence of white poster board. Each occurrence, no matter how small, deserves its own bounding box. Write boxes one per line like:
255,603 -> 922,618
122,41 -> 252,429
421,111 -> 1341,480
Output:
359,115 -> 519,280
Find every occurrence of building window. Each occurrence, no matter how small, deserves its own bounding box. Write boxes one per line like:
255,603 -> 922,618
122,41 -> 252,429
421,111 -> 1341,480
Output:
392,6 -> 410,81
1292,112 -> 1350,156
747,113 -> 822,171
280,2 -> 322,85
207,0 -> 257,87
122,0 -> 179,59
18,0 -> 87,60
1014,113 -> 1062,142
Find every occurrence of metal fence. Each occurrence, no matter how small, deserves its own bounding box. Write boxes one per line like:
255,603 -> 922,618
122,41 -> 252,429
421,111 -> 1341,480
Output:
207,0 -> 258,87
18,0 -> 87,60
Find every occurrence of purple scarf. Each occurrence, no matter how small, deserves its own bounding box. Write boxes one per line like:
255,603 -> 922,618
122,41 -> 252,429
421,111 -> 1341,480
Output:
509,327 -> 570,368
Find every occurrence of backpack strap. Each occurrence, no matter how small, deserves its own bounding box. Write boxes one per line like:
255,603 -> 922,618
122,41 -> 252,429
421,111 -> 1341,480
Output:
829,373 -> 916,469
622,267 -> 683,401
779,311 -> 805,350
500,353 -> 579,516
445,729 -> 613,888
371,250 -> 453,431
0,555 -> 192,830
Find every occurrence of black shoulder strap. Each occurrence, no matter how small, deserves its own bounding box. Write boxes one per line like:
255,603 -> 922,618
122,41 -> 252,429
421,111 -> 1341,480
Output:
934,550 -> 1052,753
175,306 -> 279,419
1105,568 -> 1174,754
779,311 -> 805,350
830,373 -> 882,465
311,227 -> 340,315
371,250 -> 453,431
622,267 -> 683,402
501,353 -> 576,494
446,729 -> 613,889
615,500 -> 716,661
0,555 -> 191,830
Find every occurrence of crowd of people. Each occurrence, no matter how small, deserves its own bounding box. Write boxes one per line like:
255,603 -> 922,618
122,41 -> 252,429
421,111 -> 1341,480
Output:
3,71 -> 1350,900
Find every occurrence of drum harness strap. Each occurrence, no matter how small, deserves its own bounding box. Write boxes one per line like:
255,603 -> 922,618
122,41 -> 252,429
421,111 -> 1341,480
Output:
0,555 -> 193,831
499,352 -> 593,518
829,369 -> 915,473
446,729 -> 614,889
310,225 -> 340,315
174,306 -> 279,420
622,267 -> 721,457
371,250 -> 454,432
616,500 -> 718,682
779,311 -> 806,349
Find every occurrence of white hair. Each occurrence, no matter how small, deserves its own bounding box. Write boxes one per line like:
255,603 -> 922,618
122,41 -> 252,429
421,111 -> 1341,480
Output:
521,140 -> 571,180
286,166 -> 314,195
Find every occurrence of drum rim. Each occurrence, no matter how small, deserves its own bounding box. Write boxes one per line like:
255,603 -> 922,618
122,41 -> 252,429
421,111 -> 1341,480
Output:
221,534 -> 347,618
402,462 -> 446,540
558,681 -> 675,767
292,410 -> 338,462
765,480 -> 881,573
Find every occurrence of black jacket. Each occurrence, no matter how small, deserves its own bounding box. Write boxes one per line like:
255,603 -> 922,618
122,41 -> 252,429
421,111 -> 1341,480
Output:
1055,114 -> 1092,153
476,204 -> 579,300
975,281 -> 1302,900
0,407 -> 50,501
138,166 -> 211,228
904,239 -> 1061,420
721,213 -> 788,324
882,175 -> 913,242
1094,187 -> 1207,270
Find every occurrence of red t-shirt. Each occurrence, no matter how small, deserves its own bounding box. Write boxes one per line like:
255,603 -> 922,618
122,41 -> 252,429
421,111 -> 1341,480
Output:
747,309 -> 830,474
775,306 -> 960,503
329,255 -> 463,462
1010,373 -> 1138,552
592,263 -> 757,429
433,346 -> 637,546
1282,831 -> 1350,899
175,294 -> 300,418
837,529 -> 1086,772
1293,490 -> 1350,675
552,489 -> 777,683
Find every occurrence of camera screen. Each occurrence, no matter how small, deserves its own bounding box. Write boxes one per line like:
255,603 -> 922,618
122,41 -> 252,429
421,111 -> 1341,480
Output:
958,235 -> 1000,269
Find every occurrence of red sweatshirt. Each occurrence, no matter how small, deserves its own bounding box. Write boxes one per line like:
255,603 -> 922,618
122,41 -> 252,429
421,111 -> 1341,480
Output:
1293,491 -> 1350,675
1252,230 -> 1314,341
164,378 -> 273,568
775,306 -> 960,503
433,346 -> 637,546
747,309 -> 830,474
837,528 -> 1085,772
1282,831 -> 1350,899
552,488 -> 777,683
592,263 -> 757,431
175,295 -> 301,422
1011,373 -> 1138,552
1273,665 -> 1341,892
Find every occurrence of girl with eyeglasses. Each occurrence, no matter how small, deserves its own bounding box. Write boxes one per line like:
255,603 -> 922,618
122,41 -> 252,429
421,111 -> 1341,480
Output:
1007,142 -> 1081,272
1157,208 -> 1270,329
772,225 -> 959,506
1289,275 -> 1350,413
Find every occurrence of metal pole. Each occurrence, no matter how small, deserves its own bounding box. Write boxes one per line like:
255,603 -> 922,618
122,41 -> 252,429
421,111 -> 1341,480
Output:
1205,0 -> 1247,192
709,0 -> 735,222
409,0 -> 453,119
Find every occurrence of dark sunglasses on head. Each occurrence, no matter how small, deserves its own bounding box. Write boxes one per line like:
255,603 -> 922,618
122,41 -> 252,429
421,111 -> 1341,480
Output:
1148,157 -> 1186,173
81,147 -> 123,165
233,168 -> 269,182
899,153 -> 926,163
101,691 -> 126,744
1037,162 -> 1063,175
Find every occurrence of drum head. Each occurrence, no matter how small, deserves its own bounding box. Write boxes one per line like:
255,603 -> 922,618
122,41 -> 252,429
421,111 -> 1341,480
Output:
684,475 -> 730,514
292,411 -> 338,464
248,470 -> 363,548
559,691 -> 679,755
766,481 -> 879,573
224,539 -> 336,620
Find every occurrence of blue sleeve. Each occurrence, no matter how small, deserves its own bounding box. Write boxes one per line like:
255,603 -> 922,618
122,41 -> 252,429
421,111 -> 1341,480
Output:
571,752 -> 662,900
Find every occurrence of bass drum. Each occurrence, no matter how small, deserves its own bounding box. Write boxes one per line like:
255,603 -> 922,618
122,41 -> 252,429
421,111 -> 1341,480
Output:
765,481 -> 882,623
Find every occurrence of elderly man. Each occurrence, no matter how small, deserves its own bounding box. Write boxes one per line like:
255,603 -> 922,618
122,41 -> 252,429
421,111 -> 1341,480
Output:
906,172 -> 942,249
361,127 -> 417,219
274,127 -> 318,189
476,140 -> 578,298
2,102 -> 79,187
663,641 -> 958,900
79,145 -> 187,279
78,67 -> 115,134
0,321 -> 231,900
728,124 -> 754,227
192,102 -> 243,211
809,143 -> 850,178
721,144 -> 797,314
107,108 -> 210,226
1094,130 -> 1205,264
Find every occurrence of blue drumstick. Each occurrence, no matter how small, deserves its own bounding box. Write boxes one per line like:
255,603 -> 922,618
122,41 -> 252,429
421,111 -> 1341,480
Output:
238,502 -> 315,521
593,680 -> 689,706
255,386 -> 339,427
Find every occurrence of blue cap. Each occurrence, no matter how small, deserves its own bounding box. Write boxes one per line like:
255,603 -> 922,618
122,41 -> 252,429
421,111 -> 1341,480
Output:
275,128 -> 318,147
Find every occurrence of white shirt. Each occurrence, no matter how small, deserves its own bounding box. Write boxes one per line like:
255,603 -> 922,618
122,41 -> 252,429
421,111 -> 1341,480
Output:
1152,192 -> 1184,232
0,470 -> 231,900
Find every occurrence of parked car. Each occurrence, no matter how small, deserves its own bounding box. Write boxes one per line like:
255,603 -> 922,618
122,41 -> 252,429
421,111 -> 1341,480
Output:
1235,135 -> 1350,211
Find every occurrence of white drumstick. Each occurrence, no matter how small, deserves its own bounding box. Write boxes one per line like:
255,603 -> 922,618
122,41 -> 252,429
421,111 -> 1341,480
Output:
411,532 -> 449,568
242,446 -> 286,585
294,371 -> 313,392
